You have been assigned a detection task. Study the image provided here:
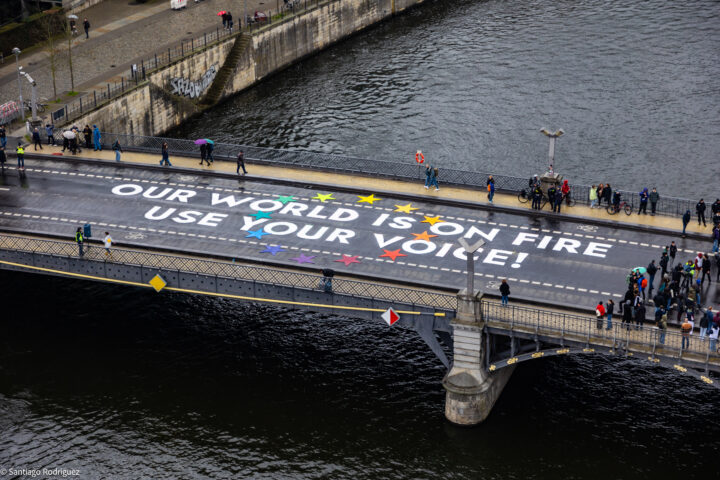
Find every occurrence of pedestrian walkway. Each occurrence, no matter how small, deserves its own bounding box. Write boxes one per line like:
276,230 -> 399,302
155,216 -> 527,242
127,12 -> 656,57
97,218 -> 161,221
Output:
0,0 -> 269,107
24,144 -> 717,239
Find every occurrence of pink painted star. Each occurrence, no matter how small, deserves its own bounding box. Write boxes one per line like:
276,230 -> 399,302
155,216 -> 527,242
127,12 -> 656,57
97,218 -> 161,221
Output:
334,254 -> 361,267
292,253 -> 316,264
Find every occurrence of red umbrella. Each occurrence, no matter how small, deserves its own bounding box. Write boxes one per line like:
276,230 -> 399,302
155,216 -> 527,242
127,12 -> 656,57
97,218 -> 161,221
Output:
217,11 -> 227,16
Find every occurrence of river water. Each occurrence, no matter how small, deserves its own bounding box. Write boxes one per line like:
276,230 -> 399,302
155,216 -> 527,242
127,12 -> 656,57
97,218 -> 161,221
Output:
3,0 -> 720,478
172,0 -> 720,199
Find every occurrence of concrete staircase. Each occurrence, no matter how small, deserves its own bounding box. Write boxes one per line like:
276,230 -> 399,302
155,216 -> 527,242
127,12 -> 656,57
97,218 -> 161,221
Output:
201,33 -> 252,107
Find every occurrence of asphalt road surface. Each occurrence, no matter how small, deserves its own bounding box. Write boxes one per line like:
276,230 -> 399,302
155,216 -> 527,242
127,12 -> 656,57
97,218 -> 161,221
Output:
0,161 -> 717,310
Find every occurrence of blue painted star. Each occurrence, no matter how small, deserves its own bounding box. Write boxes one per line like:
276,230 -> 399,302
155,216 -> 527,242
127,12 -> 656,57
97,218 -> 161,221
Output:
261,245 -> 285,255
292,253 -> 316,264
246,229 -> 269,239
251,211 -> 272,219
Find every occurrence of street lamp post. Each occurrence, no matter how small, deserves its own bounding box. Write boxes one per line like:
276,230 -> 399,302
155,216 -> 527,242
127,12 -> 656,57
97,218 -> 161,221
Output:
21,72 -> 38,122
458,238 -> 485,295
12,47 -> 23,115
540,128 -> 564,174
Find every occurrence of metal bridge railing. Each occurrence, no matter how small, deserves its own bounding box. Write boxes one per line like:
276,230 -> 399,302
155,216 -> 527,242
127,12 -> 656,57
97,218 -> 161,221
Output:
0,233 -> 457,311
79,132 -> 700,220
482,300 -> 720,370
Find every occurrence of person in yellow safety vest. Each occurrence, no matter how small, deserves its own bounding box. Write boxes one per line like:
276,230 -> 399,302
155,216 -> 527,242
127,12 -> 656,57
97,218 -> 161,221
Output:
16,144 -> 25,169
415,150 -> 424,164
75,227 -> 84,257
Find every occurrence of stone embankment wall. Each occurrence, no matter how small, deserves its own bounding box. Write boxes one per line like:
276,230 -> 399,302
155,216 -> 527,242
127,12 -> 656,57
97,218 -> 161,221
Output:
69,0 -> 425,136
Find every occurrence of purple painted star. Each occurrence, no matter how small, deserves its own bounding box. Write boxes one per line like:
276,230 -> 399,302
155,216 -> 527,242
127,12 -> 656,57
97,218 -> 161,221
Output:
292,253 -> 316,264
261,245 -> 285,255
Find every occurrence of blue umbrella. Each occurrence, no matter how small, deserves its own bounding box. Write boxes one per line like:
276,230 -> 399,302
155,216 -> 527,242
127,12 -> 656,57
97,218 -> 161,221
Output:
204,139 -> 215,145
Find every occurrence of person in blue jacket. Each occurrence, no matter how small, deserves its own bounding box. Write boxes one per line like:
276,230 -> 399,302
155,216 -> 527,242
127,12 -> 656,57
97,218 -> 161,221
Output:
92,125 -> 101,151
638,187 -> 649,214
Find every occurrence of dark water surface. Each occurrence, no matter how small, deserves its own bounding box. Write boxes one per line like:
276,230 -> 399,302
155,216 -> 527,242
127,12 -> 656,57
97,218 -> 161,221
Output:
171,0 -> 720,198
1,271 -> 719,479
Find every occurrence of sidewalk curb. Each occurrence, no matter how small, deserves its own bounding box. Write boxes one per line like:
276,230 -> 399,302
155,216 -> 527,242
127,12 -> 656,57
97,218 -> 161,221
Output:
18,152 -> 713,243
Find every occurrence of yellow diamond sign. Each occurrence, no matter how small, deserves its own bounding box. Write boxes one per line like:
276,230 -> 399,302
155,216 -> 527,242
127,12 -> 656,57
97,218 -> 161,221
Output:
149,274 -> 167,292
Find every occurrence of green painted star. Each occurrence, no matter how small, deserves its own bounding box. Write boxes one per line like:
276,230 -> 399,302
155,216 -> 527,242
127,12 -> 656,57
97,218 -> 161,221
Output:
313,193 -> 335,202
251,211 -> 272,219
276,195 -> 296,204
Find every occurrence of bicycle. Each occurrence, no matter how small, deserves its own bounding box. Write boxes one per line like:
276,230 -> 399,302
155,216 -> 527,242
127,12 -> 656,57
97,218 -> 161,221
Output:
23,101 -> 47,113
607,201 -> 632,216
518,188 -> 548,209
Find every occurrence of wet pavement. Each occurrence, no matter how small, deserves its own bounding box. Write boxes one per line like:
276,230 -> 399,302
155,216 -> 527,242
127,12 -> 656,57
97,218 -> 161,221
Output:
1,159 -> 717,310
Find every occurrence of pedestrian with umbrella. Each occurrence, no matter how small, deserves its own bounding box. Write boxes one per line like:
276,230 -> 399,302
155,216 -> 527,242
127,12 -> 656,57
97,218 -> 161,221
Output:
205,139 -> 215,163
195,139 -> 209,166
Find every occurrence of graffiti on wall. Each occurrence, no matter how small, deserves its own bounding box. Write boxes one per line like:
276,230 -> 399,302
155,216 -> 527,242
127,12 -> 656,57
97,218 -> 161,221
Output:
169,65 -> 218,99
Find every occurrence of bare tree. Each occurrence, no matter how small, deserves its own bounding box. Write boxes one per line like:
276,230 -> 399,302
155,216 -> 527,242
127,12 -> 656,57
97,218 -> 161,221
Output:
41,14 -> 62,99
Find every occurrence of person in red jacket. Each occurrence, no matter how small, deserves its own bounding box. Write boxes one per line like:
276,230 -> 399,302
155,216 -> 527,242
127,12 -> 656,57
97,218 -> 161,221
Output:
595,301 -> 606,330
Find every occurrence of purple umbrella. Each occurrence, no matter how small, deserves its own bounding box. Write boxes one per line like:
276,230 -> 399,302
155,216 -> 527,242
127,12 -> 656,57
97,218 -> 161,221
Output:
194,139 -> 208,145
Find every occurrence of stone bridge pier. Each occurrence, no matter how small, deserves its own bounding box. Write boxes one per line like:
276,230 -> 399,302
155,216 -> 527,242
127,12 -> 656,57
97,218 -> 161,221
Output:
443,289 -> 515,426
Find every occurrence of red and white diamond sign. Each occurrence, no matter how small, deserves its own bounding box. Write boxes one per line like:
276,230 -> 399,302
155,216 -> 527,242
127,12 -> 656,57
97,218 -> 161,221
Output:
382,307 -> 400,326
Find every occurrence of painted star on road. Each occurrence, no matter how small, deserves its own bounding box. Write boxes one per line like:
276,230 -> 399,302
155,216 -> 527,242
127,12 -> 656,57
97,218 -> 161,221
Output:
313,193 -> 335,202
394,203 -> 419,213
246,229 -> 269,239
292,253 -> 316,264
251,211 -> 273,219
421,215 -> 444,226
276,195 -> 296,204
357,194 -> 381,204
412,231 -> 437,242
380,249 -> 407,262
334,254 -> 361,267
261,245 -> 285,255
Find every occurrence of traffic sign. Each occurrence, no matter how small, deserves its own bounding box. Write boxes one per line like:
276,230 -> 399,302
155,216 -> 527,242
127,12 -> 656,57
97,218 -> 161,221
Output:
382,307 -> 400,326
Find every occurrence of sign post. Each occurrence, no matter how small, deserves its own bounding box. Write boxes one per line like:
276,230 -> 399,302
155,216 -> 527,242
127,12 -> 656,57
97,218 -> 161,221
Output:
458,238 -> 485,295
382,307 -> 399,326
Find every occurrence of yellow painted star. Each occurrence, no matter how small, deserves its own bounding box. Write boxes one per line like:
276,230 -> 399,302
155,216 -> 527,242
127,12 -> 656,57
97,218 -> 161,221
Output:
411,231 -> 437,241
421,215 -> 444,226
357,194 -> 381,204
394,203 -> 419,214
313,193 -> 335,202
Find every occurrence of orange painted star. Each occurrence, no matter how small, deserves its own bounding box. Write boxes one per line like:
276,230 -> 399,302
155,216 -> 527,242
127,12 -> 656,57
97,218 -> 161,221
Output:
380,249 -> 407,261
421,215 -> 444,226
411,231 -> 437,242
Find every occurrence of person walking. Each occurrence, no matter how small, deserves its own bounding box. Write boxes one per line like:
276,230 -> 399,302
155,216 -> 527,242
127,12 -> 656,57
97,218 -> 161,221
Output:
0,146 -> 6,171
236,150 -> 247,175
159,142 -> 171,166
682,210 -> 691,237
75,227 -> 84,257
83,18 -> 90,38
112,138 -> 122,162
0,125 -> 6,148
499,279 -> 510,306
638,188 -> 649,214
486,175 -> 495,203
712,225 -> 720,253
595,300 -> 606,330
45,124 -> 55,146
659,252 -> 669,277
31,127 -> 43,150
83,125 -> 92,149
696,199 -> 707,227
429,166 -> 439,191
206,142 -> 214,163
589,185 -> 598,209
226,12 -> 233,31
15,143 -> 25,169
92,125 -> 101,151
103,231 -> 113,259
649,188 -> 659,215
606,299 -> 614,330
199,143 -> 210,166
424,164 -> 431,189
